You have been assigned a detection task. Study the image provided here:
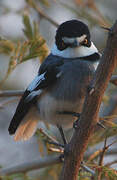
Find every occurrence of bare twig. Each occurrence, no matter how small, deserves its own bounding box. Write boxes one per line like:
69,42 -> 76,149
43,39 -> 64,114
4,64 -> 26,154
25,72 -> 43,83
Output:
87,140 -> 117,162
81,162 -> 95,176
37,128 -> 64,148
0,155 -> 61,176
105,160 -> 117,167
0,74 -> 116,97
74,0 -> 110,26
110,75 -> 117,86
0,98 -> 18,107
0,154 -> 96,177
97,138 -> 107,180
0,90 -> 24,97
87,149 -> 104,162
27,0 -> 59,27
48,147 -> 64,153
38,128 -> 58,144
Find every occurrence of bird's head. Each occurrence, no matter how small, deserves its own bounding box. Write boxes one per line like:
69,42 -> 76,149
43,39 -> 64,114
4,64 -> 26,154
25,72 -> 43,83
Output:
51,20 -> 99,59
55,19 -> 91,50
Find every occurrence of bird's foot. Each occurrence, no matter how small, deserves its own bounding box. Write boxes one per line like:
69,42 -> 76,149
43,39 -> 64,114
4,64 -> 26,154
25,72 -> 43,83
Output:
73,113 -> 106,130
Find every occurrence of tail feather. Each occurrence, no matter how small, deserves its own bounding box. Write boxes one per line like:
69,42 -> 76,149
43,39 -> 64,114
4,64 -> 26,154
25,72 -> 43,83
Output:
10,106 -> 39,141
14,118 -> 38,141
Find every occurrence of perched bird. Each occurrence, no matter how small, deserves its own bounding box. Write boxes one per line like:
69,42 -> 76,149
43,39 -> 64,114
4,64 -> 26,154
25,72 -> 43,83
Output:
8,20 -> 101,142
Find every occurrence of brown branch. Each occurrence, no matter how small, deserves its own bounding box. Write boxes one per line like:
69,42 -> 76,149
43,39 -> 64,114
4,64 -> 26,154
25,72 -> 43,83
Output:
60,21 -> 117,180
0,74 -> 116,97
110,75 -> 117,86
105,160 -> 117,167
27,0 -> 59,27
0,90 -> 24,97
0,155 -> 61,176
0,155 -> 95,176
81,162 -> 95,176
38,128 -> 59,144
97,138 -> 107,180
87,139 -> 117,162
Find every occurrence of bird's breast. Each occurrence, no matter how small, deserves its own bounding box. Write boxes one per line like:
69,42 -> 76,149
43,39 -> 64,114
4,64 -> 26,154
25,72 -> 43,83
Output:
37,60 -> 94,127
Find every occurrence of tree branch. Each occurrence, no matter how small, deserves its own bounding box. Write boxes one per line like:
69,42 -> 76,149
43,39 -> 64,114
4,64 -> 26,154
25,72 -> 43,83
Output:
0,76 -> 116,98
60,21 -> 117,180
0,155 -> 61,176
27,0 -> 59,27
0,90 -> 24,97
97,138 -> 107,180
110,75 -> 117,85
0,155 -> 95,176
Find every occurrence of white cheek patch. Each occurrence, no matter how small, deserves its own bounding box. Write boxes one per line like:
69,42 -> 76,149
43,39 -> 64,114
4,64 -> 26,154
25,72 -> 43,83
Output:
62,34 -> 87,45
77,34 -> 86,43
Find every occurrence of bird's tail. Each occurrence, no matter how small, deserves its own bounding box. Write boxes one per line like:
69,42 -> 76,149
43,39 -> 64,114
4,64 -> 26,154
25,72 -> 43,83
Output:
10,106 -> 39,141
14,118 -> 38,141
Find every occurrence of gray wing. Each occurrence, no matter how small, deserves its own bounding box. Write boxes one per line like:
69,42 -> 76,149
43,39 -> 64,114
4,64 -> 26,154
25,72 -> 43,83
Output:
8,56 -> 64,135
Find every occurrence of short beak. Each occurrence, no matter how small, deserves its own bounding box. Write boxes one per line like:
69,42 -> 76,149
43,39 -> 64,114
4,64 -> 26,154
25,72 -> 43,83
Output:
72,39 -> 79,47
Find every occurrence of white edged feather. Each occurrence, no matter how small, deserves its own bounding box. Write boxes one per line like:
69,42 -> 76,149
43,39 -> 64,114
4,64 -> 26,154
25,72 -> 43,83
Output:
25,89 -> 42,102
27,73 -> 45,92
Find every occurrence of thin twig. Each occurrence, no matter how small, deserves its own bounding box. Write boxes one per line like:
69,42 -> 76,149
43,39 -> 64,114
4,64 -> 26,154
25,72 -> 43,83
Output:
48,147 -> 64,153
98,138 -> 107,166
0,154 -> 96,177
87,149 -> 104,162
38,128 -> 59,143
97,138 -> 107,180
0,155 -> 61,176
0,90 -> 24,97
87,139 -> 117,162
81,162 -> 95,176
110,75 -> 117,86
0,98 -> 19,108
105,160 -> 117,167
0,75 -> 116,98
27,0 -> 59,27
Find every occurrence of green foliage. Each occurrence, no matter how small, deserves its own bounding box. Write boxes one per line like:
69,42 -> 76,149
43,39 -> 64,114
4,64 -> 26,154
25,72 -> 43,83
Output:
0,14 -> 48,85
23,15 -> 33,40
0,38 -> 15,55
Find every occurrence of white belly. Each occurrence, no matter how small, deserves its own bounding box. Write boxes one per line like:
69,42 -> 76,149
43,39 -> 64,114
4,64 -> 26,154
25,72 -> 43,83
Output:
37,93 -> 82,128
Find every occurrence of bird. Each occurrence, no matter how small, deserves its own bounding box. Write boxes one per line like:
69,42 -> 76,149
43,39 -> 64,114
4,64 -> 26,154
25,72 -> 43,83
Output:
8,19 -> 101,142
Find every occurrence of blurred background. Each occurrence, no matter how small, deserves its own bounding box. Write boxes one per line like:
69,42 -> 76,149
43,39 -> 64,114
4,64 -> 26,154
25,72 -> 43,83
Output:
0,0 -> 117,179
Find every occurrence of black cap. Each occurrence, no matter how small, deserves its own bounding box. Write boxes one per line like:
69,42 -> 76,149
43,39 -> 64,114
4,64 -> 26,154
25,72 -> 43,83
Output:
55,20 -> 90,50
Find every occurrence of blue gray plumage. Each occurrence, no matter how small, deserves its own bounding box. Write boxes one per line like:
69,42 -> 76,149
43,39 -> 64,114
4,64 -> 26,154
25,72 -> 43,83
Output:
8,19 -> 100,141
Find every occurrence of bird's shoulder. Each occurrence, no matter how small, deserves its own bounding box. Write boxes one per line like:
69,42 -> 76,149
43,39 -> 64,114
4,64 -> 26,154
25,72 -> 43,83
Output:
38,54 -> 64,75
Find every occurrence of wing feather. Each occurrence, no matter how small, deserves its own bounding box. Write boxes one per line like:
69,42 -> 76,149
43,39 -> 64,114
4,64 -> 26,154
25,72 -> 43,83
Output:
8,57 -> 63,140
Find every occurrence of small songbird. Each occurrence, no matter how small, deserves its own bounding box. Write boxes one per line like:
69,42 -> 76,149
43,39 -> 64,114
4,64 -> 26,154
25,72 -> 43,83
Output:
8,20 -> 100,142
